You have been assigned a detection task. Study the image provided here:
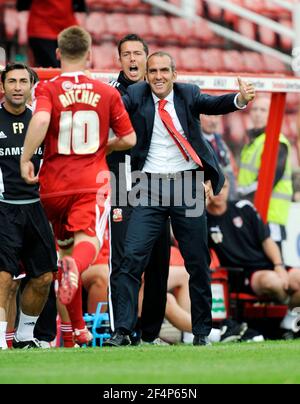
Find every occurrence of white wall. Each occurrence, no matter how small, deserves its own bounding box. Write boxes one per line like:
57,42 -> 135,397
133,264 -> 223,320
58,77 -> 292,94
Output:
283,203 -> 300,267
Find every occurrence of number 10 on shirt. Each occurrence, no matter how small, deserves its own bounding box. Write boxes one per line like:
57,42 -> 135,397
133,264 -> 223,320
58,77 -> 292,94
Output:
58,110 -> 100,155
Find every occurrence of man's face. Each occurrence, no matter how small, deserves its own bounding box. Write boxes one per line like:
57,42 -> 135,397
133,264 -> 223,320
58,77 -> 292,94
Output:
2,69 -> 32,108
250,97 -> 270,129
146,55 -> 177,99
208,180 -> 230,209
201,115 -> 221,134
119,41 -> 147,82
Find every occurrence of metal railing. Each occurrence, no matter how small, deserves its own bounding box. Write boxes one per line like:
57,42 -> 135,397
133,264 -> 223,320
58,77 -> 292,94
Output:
142,0 -> 293,67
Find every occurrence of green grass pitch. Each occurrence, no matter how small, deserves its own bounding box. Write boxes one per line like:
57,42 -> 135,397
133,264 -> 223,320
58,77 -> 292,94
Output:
1,340 -> 300,384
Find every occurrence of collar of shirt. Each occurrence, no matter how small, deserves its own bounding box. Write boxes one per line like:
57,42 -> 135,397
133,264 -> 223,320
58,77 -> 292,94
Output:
203,132 -> 216,141
60,71 -> 87,78
152,90 -> 174,106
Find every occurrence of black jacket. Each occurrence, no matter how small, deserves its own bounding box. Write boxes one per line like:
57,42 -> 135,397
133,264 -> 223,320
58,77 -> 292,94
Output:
123,82 -> 240,195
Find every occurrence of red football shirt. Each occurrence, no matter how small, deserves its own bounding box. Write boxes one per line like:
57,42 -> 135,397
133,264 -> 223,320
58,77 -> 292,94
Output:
34,72 -> 133,198
28,0 -> 78,40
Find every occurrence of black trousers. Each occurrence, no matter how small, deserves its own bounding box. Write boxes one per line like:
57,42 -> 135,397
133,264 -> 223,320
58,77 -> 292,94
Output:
29,37 -> 60,68
115,172 -> 212,336
109,203 -> 170,341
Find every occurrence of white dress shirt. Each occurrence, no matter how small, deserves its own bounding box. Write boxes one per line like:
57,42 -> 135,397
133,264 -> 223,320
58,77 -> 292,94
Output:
142,91 -> 245,174
143,91 -> 198,174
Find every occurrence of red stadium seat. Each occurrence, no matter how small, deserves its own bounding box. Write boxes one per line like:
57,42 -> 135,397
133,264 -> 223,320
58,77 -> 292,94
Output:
200,49 -> 224,72
192,19 -> 216,43
237,19 -> 256,41
223,0 -> 242,26
169,17 -> 193,45
261,54 -> 288,74
242,51 -> 265,73
258,25 -> 276,48
222,50 -> 245,72
167,0 -> 203,15
92,44 -> 117,70
279,19 -> 293,51
119,0 -> 141,8
179,47 -> 203,71
159,46 -> 182,69
126,14 -> 152,40
207,3 -> 223,20
86,12 -> 108,42
148,15 -> 173,41
96,0 -> 118,8
105,13 -> 129,40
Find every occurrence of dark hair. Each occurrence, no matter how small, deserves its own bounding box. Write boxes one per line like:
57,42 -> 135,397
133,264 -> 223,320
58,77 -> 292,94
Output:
147,51 -> 176,72
1,63 -> 35,84
29,67 -> 39,84
118,34 -> 149,57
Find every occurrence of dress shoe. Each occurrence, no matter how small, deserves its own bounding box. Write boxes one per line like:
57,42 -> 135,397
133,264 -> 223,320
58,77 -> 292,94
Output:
193,335 -> 211,346
103,331 -> 131,347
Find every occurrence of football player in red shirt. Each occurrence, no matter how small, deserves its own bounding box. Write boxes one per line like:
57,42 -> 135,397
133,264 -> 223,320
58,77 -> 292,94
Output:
21,26 -> 136,344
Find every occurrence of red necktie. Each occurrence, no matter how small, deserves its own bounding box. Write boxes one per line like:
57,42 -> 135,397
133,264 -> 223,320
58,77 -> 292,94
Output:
158,99 -> 203,169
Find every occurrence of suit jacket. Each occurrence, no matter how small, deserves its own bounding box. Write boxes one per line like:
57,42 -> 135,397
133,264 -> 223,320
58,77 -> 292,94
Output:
123,82 -> 240,195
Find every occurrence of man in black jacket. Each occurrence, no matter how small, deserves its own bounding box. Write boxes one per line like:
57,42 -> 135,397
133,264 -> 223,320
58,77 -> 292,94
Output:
108,35 -> 170,344
104,51 -> 255,347
0,63 -> 57,349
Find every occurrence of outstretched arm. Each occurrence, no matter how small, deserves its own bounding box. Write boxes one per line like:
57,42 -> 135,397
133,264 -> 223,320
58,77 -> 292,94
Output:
20,111 -> 50,184
195,77 -> 255,115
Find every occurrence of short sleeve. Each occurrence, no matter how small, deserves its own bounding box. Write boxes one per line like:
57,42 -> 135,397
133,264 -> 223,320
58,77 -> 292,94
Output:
245,202 -> 270,242
33,81 -> 53,114
109,89 -> 134,137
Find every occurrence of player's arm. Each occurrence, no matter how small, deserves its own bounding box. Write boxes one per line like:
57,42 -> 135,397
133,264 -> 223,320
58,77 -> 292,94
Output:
106,131 -> 136,155
107,89 -> 136,155
20,111 -> 51,184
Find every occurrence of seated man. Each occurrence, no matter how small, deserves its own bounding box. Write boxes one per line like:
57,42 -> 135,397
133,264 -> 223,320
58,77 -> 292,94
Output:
206,178 -> 300,334
137,245 -> 248,344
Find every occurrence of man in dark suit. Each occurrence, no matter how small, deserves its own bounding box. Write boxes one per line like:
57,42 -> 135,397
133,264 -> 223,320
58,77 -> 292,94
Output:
108,34 -> 171,344
104,51 -> 255,347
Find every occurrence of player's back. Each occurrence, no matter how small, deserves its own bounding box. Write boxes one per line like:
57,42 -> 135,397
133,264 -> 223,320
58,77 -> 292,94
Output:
35,72 -> 131,198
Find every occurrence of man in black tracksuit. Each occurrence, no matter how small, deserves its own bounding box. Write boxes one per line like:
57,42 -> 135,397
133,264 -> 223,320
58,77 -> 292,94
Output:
108,35 -> 170,343
0,63 -> 57,349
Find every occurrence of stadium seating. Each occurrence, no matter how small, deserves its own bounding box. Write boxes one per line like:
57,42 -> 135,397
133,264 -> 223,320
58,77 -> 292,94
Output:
105,13 -> 129,40
92,44 -> 118,69
85,12 -> 108,42
126,14 -> 152,41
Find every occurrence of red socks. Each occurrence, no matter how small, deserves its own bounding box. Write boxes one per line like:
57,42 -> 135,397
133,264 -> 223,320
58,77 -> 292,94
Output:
6,330 -> 14,349
60,322 -> 74,348
72,242 -> 97,274
66,278 -> 86,331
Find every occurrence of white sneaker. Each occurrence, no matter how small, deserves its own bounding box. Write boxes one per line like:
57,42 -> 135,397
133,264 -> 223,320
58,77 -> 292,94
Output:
0,343 -> 8,350
280,308 -> 300,332
39,341 -> 52,349
141,338 -> 169,346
